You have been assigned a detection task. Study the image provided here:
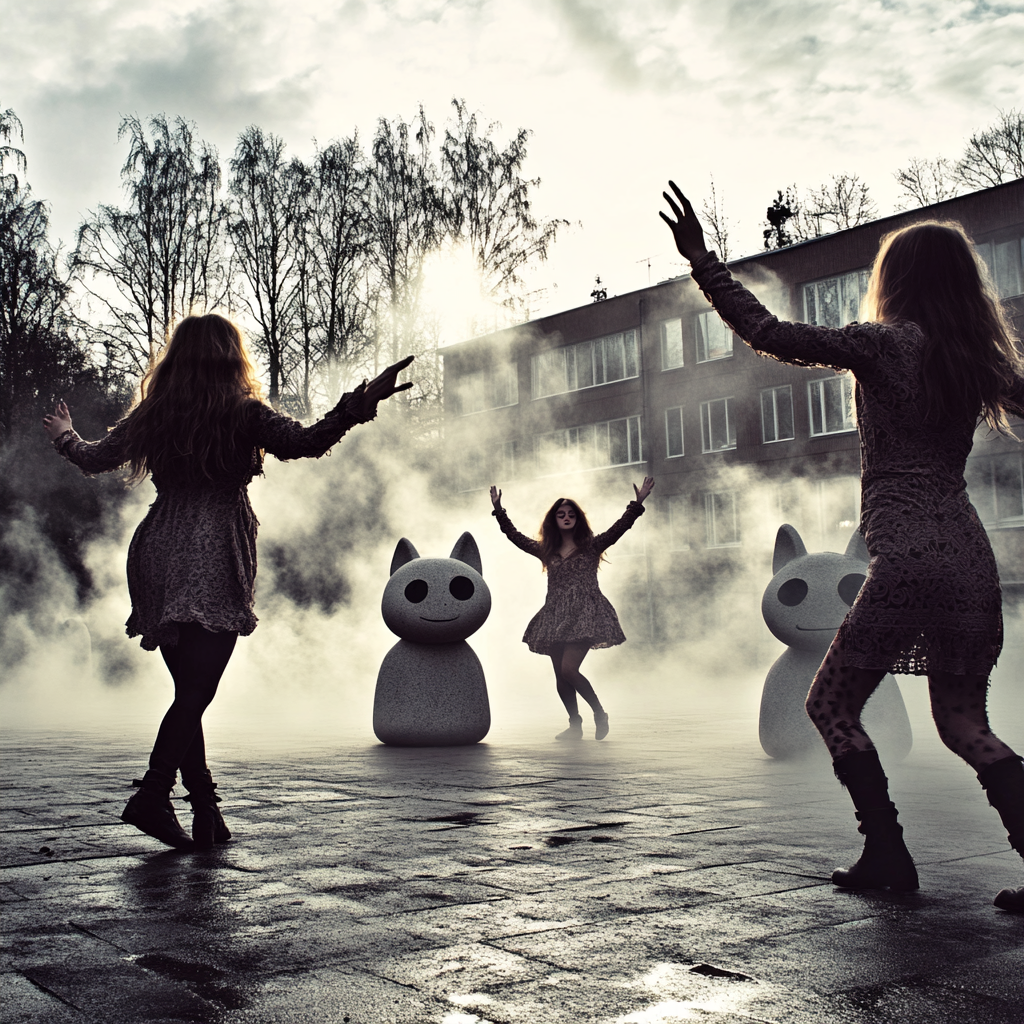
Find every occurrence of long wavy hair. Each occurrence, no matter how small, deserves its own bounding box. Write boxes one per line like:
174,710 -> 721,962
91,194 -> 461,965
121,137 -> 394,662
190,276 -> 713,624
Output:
863,220 -> 1024,434
538,497 -> 599,569
122,314 -> 264,485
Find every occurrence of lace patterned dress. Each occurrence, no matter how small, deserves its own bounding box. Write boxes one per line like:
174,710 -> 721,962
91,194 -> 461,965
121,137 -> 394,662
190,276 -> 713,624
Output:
493,501 -> 645,655
53,394 -> 368,651
692,251 -> 1024,676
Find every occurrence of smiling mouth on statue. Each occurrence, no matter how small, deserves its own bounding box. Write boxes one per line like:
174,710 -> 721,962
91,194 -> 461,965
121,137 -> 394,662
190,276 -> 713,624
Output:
795,625 -> 841,631
421,616 -> 458,622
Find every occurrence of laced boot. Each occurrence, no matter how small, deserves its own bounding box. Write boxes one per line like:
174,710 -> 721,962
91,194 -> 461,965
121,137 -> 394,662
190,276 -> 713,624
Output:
977,755 -> 1024,913
831,749 -> 919,891
556,715 -> 584,741
594,710 -> 609,741
182,768 -> 231,849
121,769 -> 194,850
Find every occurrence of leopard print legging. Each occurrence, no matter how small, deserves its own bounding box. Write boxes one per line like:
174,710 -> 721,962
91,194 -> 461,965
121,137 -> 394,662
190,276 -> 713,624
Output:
805,637 -> 1017,771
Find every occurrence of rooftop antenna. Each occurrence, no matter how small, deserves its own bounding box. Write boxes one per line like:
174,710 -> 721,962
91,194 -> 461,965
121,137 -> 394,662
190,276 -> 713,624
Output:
636,255 -> 654,286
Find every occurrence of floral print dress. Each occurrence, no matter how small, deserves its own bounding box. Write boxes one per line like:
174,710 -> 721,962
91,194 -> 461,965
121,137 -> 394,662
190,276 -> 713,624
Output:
493,501 -> 645,655
54,394 -> 368,650
691,251 -> 1024,676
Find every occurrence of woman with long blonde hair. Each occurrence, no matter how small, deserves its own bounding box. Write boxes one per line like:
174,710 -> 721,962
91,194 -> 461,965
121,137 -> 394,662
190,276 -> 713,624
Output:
44,314 -> 412,851
661,183 -> 1024,912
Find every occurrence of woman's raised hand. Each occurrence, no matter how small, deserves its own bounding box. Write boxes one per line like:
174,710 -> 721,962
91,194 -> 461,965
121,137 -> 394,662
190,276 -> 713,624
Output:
489,485 -> 502,510
42,401 -> 72,441
659,182 -> 708,264
359,355 -> 415,417
633,476 -> 655,503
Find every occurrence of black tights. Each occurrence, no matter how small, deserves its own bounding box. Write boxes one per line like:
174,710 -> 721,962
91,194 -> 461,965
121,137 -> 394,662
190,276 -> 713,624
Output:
148,623 -> 237,787
549,643 -> 603,717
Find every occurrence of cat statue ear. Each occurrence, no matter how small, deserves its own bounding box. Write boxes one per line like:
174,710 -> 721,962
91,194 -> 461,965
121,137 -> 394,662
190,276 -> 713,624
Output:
390,538 -> 420,576
845,529 -> 869,563
772,524 -> 808,574
449,532 -> 483,575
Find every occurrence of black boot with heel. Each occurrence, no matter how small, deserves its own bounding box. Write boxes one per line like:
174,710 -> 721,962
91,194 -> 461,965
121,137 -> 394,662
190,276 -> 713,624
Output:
182,768 -> 232,849
977,755 -> 1024,912
120,769 -> 194,850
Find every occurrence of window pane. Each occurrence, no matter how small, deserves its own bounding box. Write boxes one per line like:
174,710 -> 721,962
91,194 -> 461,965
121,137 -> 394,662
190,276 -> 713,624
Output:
761,390 -> 776,442
803,284 -> 816,324
532,349 -> 565,397
709,399 -> 728,450
666,407 -> 684,456
776,386 -> 794,439
995,239 -> 1024,298
818,278 -> 840,328
725,398 -> 736,447
609,417 -> 629,465
628,416 -> 642,462
593,338 -> 606,385
823,378 -> 846,432
564,345 -> 578,392
701,403 -> 712,451
605,335 -> 625,382
624,331 -> 638,377
662,320 -> 683,368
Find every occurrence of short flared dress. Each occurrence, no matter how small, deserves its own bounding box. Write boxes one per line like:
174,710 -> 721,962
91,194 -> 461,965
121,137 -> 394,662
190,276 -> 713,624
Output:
493,501 -> 645,655
691,250 -> 1024,677
53,393 -> 368,651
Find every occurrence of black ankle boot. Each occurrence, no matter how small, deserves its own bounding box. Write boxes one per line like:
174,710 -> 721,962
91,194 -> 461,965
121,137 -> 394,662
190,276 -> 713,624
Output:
977,755 -> 1024,912
182,768 -> 231,849
594,710 -> 609,741
556,715 -> 584,741
831,749 -> 918,891
121,770 -> 193,850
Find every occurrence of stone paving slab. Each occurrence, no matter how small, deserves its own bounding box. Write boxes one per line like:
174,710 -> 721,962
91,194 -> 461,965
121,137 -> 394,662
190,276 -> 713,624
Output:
2,718 -> 1022,1024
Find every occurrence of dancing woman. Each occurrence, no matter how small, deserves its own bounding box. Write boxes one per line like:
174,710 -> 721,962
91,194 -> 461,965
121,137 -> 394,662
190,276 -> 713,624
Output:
489,479 -> 654,740
661,181 -> 1024,911
43,314 -> 412,851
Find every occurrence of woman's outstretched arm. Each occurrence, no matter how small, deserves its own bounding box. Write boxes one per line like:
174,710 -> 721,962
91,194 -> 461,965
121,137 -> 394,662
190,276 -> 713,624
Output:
660,182 -> 888,378
44,402 -> 131,474
253,356 -> 414,460
594,477 -> 653,552
490,485 -> 542,558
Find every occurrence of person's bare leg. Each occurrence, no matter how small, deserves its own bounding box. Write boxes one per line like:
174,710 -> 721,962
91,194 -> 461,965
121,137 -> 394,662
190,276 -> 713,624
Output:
930,671 -> 1024,911
805,639 -> 917,890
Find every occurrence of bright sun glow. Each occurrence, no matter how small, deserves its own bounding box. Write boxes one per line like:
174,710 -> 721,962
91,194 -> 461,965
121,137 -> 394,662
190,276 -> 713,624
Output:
420,245 -> 514,347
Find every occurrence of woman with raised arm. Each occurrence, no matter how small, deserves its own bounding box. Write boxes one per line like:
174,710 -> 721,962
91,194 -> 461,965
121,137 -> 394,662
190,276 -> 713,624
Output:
43,314 -> 413,852
660,182 -> 1024,912
489,479 -> 654,741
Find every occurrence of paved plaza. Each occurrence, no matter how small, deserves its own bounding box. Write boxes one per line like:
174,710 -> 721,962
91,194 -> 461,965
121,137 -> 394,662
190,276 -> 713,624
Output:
2,687 -> 1023,1024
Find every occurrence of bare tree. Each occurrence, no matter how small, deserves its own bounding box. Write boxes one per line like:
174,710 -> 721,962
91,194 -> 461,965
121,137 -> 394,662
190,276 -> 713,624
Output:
1,106 -> 27,192
440,99 -> 566,325
763,188 -> 799,250
956,109 -> 1024,189
701,176 -> 731,261
73,115 -> 229,374
893,157 -> 960,209
788,175 -> 877,241
228,126 -> 306,406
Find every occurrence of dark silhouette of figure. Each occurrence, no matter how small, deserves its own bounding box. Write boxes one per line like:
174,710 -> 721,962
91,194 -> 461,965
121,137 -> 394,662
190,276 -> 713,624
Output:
489,479 -> 654,740
44,314 -> 412,851
662,181 -> 1024,912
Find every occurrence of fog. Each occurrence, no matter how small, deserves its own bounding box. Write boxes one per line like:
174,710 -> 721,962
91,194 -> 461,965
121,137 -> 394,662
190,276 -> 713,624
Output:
1,398 -> 1021,772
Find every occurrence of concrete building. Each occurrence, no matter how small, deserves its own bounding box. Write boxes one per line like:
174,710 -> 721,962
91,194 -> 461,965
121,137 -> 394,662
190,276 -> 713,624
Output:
443,180 -> 1024,645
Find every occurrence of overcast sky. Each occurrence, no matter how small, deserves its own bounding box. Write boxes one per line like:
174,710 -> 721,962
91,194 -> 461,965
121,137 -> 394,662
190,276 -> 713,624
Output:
3,0 -> 1023,318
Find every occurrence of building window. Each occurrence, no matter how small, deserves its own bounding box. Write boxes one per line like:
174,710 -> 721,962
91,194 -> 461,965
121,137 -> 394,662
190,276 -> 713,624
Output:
705,491 -> 740,547
668,494 -> 689,550
761,385 -> 794,443
695,311 -> 733,362
808,375 -> 855,436
665,406 -> 684,457
450,361 -> 518,415
535,416 -> 643,474
531,330 -> 639,398
967,452 -> 1024,528
458,440 -> 520,492
803,268 -> 870,328
976,237 -> 1024,299
700,397 -> 737,452
661,318 -> 684,369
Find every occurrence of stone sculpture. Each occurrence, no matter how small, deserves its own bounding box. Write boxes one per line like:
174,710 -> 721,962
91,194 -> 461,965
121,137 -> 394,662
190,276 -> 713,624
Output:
374,532 -> 492,746
760,524 -> 913,761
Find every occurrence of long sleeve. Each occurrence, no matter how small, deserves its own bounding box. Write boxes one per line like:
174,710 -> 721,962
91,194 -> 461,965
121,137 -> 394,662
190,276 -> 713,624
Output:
52,419 -> 131,474
492,507 -> 542,559
246,389 -> 371,461
593,501 -> 645,553
690,251 -> 891,380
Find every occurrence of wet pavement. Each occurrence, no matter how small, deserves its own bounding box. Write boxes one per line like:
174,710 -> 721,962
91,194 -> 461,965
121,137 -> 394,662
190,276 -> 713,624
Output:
2,711 -> 1022,1024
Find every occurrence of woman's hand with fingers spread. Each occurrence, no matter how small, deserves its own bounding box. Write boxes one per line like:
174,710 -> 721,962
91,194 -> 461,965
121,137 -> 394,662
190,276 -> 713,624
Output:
633,476 -> 655,503
490,485 -> 502,510
43,401 -> 73,441
359,355 -> 415,417
659,181 -> 708,264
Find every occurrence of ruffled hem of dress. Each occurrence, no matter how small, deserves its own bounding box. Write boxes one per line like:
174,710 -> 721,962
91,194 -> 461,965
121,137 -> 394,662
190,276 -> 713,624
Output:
525,635 -> 626,656
127,611 -> 258,651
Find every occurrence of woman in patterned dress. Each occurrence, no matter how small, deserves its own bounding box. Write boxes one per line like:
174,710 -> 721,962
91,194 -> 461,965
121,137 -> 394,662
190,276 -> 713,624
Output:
43,314 -> 412,851
660,181 -> 1024,912
489,478 -> 654,740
